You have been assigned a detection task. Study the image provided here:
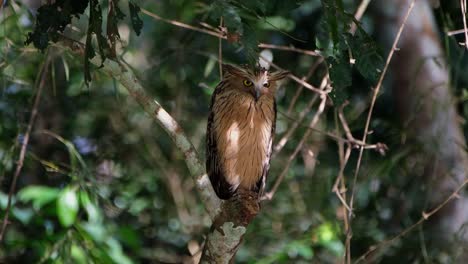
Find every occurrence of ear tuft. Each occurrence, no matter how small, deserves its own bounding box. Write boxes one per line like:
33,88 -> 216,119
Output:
222,64 -> 245,77
270,70 -> 290,81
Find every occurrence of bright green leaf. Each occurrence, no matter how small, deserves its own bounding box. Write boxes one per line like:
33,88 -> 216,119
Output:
80,190 -> 101,223
57,187 -> 79,227
18,185 -> 60,210
71,244 -> 87,264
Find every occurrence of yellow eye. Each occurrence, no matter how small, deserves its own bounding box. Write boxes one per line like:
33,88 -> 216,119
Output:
263,82 -> 270,88
243,80 -> 253,86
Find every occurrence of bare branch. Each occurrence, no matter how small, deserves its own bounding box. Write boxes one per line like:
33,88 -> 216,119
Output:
0,52 -> 51,241
274,95 -> 318,157
338,102 -> 388,155
260,54 -> 329,95
347,0 -> 416,261
258,43 -> 321,57
461,0 -> 468,49
355,178 -> 468,263
87,54 -> 222,219
273,74 -> 328,156
350,0 -> 372,34
141,8 -> 226,39
447,28 -> 467,36
286,58 -> 324,115
218,17 -> 224,80
262,93 -> 328,201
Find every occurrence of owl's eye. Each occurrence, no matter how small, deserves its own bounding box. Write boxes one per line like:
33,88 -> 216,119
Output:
243,80 -> 253,87
263,82 -> 270,88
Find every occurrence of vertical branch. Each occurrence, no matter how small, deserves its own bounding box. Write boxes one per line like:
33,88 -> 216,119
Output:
273,73 -> 328,156
461,0 -> 468,49
350,0 -> 372,35
200,190 -> 259,263
0,53 -> 51,241
218,17 -> 224,79
346,0 -> 416,261
85,55 -> 222,219
286,58 -> 323,115
263,93 -> 328,200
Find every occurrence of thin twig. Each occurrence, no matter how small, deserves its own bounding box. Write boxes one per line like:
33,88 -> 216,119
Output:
258,43 -> 321,57
333,145 -> 352,212
286,58 -> 324,115
262,93 -> 328,201
279,110 -> 386,152
274,95 -> 318,156
287,84 -> 305,115
260,55 -> 329,95
60,27 -> 223,217
346,0 -> 416,261
461,0 -> 468,49
355,178 -> 468,263
0,54 -> 51,241
350,0 -> 372,34
273,75 -> 328,156
349,0 -> 415,210
347,0 -> 416,263
218,17 -> 224,79
338,102 -> 388,155
141,8 -> 227,39
140,128 -> 197,231
447,28 -> 467,36
141,8 -> 328,66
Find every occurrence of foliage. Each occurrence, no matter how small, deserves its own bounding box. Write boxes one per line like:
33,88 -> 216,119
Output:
25,0 -> 142,84
318,0 -> 383,105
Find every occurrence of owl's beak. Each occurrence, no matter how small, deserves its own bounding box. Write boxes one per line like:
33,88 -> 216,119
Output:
255,87 -> 261,100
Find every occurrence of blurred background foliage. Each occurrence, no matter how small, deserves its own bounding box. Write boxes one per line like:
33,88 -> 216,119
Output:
0,0 -> 467,263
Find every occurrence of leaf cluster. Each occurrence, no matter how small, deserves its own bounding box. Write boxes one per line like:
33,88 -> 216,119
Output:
25,0 -> 143,84
318,0 -> 383,104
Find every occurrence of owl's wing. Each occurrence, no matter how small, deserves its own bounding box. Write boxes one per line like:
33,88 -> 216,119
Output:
256,100 -> 276,198
206,82 -> 235,200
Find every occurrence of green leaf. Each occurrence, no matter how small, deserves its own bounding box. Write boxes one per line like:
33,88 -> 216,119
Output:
242,24 -> 259,65
328,55 -> 351,105
258,16 -> 296,32
18,185 -> 60,210
0,191 -> 13,209
80,190 -> 101,223
129,1 -> 143,36
81,222 -> 106,242
210,0 -> 243,33
352,30 -> 384,84
12,208 -> 34,224
45,132 -> 86,170
71,244 -> 88,264
118,226 -> 141,250
286,241 -> 314,260
57,187 -> 79,227
106,238 -> 134,264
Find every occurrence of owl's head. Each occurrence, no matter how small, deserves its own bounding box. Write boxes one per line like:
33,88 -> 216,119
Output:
222,64 -> 289,100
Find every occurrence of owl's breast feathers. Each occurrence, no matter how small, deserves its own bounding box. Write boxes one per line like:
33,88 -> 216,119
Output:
207,82 -> 276,199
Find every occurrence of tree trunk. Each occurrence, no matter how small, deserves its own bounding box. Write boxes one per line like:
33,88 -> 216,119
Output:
377,0 -> 468,261
200,190 -> 260,263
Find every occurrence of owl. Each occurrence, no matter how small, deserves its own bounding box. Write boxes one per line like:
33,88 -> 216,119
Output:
206,64 -> 289,200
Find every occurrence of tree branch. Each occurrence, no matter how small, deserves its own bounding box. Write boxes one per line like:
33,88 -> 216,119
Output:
87,54 -> 222,219
0,51 -> 51,241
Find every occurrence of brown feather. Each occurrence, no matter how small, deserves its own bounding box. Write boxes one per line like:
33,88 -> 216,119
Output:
206,64 -> 287,200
